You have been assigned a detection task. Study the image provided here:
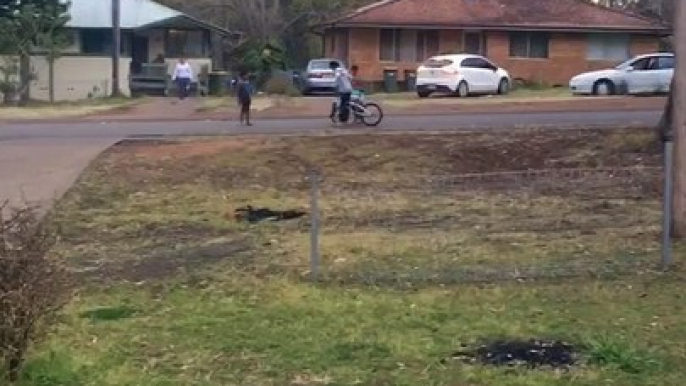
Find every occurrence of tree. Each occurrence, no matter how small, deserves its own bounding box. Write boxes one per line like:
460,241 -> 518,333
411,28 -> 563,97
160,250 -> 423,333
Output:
0,0 -> 70,104
671,0 -> 686,237
157,0 -> 376,69
592,0 -> 675,23
33,11 -> 71,102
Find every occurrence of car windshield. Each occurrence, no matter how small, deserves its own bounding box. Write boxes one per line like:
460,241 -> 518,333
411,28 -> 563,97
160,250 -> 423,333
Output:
614,58 -> 637,70
422,58 -> 453,68
309,60 -> 337,70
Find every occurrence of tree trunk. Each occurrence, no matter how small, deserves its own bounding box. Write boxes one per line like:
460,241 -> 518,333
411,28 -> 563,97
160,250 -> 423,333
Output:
673,0 -> 686,237
18,53 -> 30,106
111,0 -> 123,97
658,77 -> 674,142
48,58 -> 55,103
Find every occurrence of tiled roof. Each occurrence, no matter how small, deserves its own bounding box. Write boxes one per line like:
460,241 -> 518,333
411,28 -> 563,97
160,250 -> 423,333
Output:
330,0 -> 668,32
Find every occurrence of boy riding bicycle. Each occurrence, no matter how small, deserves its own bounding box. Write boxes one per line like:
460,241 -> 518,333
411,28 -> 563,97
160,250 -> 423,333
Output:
329,63 -> 360,123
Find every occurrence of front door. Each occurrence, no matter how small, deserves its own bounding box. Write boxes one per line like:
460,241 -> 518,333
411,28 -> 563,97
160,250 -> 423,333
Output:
132,35 -> 149,64
625,56 -> 661,94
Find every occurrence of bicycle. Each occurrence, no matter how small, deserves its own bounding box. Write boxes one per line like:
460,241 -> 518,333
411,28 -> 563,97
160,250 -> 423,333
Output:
330,90 -> 384,127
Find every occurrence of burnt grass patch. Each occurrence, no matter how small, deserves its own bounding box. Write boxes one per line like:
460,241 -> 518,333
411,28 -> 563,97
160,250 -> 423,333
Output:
447,337 -> 664,374
448,339 -> 578,370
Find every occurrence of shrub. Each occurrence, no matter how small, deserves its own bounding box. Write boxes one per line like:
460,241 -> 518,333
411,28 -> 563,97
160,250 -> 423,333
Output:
264,75 -> 301,97
0,204 -> 72,383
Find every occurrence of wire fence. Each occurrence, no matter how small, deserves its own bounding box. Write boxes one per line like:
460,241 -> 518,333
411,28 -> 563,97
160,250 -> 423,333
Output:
304,165 -> 666,286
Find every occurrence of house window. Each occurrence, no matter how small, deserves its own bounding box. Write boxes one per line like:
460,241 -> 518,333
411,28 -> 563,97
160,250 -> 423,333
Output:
333,30 -> 349,61
380,29 -> 438,62
416,30 -> 439,61
166,29 -> 207,58
509,32 -> 550,59
398,29 -> 417,62
80,29 -> 131,56
587,34 -> 630,61
464,32 -> 484,55
379,29 -> 400,61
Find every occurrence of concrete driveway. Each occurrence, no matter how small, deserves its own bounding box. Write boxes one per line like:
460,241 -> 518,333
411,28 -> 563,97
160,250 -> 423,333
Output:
0,138 -> 119,210
0,109 -> 662,211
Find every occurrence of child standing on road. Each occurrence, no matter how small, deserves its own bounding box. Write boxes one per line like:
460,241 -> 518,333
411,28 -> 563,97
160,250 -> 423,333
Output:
237,71 -> 253,126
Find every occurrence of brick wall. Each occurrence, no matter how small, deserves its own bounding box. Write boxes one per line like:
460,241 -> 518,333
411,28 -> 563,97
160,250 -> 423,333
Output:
325,27 -> 662,88
488,32 -> 661,86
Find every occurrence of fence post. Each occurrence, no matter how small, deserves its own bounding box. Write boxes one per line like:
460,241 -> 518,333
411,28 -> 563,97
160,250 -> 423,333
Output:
309,170 -> 321,281
662,140 -> 674,270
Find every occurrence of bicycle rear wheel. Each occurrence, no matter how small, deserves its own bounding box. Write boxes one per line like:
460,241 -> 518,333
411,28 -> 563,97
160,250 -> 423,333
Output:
361,102 -> 383,127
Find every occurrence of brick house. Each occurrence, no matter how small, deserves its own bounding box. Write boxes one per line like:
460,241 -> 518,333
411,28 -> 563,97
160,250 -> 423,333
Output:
318,0 -> 670,88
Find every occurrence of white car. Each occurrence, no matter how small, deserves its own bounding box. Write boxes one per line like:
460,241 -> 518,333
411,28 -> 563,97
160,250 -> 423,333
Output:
569,52 -> 674,96
415,54 -> 511,98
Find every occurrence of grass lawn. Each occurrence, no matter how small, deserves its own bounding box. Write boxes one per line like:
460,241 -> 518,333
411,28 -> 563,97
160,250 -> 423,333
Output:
374,86 -> 572,102
19,128 -> 686,386
0,97 -> 140,120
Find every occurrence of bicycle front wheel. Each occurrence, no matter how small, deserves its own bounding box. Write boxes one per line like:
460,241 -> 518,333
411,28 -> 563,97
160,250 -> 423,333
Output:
361,102 -> 383,127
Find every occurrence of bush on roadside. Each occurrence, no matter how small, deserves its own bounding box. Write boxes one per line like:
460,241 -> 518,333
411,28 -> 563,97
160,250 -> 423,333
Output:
0,204 -> 72,383
264,75 -> 301,97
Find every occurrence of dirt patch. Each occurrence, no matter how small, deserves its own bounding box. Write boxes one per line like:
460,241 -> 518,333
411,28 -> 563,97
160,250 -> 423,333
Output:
74,238 -> 253,283
99,128 -> 661,191
449,339 -> 578,369
111,137 -> 274,161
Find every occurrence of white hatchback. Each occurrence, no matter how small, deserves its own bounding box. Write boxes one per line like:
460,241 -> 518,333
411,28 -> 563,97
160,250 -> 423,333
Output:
415,54 -> 511,98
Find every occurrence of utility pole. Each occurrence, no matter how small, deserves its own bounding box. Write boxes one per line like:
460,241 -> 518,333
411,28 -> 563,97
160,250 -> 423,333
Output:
673,0 -> 686,236
111,0 -> 123,97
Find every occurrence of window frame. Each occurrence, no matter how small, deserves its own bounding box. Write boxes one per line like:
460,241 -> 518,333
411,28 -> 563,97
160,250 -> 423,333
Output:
379,28 -> 400,62
657,56 -> 675,70
79,28 -> 132,57
164,28 -> 209,58
586,33 -> 630,61
379,29 -> 440,63
416,30 -> 439,62
508,31 -> 550,59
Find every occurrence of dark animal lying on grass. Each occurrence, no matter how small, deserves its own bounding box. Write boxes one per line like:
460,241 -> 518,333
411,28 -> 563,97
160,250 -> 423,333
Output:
232,205 -> 307,223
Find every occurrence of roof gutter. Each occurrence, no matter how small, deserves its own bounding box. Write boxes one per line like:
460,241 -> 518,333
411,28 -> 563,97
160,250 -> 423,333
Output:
323,22 -> 670,35
135,15 -> 241,37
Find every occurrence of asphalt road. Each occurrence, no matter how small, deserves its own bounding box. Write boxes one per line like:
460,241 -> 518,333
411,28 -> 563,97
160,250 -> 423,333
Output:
0,109 -> 662,140
0,109 -> 663,208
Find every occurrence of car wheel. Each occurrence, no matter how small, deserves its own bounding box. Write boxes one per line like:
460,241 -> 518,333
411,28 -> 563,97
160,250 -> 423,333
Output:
593,79 -> 615,96
417,90 -> 431,98
497,78 -> 510,95
456,81 -> 469,98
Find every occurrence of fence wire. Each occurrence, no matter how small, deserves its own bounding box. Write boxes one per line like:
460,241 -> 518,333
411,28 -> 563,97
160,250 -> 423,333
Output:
307,166 -> 664,286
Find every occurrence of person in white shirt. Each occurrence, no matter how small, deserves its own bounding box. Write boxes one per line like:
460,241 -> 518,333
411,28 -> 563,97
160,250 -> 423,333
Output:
172,57 -> 194,100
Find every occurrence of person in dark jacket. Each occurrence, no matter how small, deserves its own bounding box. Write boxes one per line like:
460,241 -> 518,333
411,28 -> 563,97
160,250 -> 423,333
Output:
237,71 -> 252,126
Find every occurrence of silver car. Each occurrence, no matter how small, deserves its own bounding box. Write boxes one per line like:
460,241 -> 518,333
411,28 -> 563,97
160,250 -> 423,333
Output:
300,58 -> 344,95
569,52 -> 674,96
